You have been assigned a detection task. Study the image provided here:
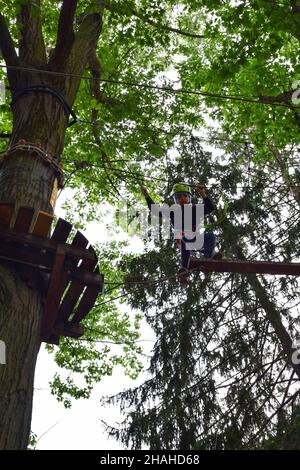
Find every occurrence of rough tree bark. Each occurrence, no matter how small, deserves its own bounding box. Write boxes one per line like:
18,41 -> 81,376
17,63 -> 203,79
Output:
0,0 -> 103,449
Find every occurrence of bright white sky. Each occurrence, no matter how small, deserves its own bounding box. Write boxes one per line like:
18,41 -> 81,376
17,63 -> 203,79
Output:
32,339 -> 154,450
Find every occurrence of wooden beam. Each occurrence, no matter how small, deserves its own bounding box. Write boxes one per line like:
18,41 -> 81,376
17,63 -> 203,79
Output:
50,218 -> 72,243
53,320 -> 84,339
58,246 -> 98,322
0,225 -> 96,262
0,203 -> 14,227
32,211 -> 54,237
0,243 -> 103,287
189,257 -> 300,276
68,269 -> 103,287
14,206 -> 35,233
41,245 -> 67,339
71,268 -> 102,324
0,242 -> 53,270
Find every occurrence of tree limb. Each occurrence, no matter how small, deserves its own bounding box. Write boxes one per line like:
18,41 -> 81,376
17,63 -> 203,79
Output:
247,389 -> 300,445
48,0 -> 78,70
259,90 -> 295,105
66,11 -> 104,105
131,9 -> 206,39
89,122 -> 123,198
0,14 -> 19,66
291,0 -> 300,14
105,2 -> 205,39
268,144 -> 300,205
88,49 -> 121,106
0,13 -> 19,87
259,91 -> 300,128
17,0 -> 46,66
290,0 -> 300,40
101,46 -> 135,94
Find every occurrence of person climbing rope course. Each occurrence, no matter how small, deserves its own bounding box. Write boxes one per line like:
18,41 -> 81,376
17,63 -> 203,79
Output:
140,182 -> 222,286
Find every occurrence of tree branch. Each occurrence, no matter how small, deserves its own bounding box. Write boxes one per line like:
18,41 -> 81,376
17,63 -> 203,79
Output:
290,0 -> 300,40
0,13 -> 19,87
48,0 -> 78,70
259,90 -> 294,105
291,0 -> 300,14
268,144 -> 300,205
66,11 -> 104,105
259,89 -> 300,110
88,49 -> 121,106
131,9 -> 206,39
17,0 -> 46,66
259,90 -> 300,128
247,389 -> 300,445
0,14 -> 19,66
105,2 -> 205,39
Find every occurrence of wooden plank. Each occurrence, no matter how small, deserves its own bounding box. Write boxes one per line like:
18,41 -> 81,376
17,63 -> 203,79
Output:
57,281 -> 86,322
71,231 -> 89,253
67,268 -> 103,286
53,320 -> 84,339
51,218 -> 72,243
14,207 -> 35,233
41,232 -> 89,340
0,203 -> 14,227
0,242 -> 103,287
0,242 -> 53,271
42,334 -> 60,345
189,257 -> 300,276
57,247 -> 98,322
71,268 -> 102,324
0,225 -> 96,263
41,245 -> 67,339
32,211 -> 54,237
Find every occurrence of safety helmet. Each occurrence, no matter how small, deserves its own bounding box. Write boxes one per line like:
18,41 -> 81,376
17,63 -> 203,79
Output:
171,182 -> 192,203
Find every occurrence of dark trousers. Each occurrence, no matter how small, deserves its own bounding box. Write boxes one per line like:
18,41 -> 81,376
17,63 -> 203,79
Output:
180,231 -> 215,269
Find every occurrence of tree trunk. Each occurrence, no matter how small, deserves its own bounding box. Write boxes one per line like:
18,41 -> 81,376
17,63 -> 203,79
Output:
0,86 -> 67,213
0,90 -> 67,449
0,3 -> 103,449
0,264 -> 42,449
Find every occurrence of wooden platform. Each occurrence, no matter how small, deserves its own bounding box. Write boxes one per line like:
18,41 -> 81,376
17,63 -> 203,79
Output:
0,203 -> 104,344
188,257 -> 300,276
